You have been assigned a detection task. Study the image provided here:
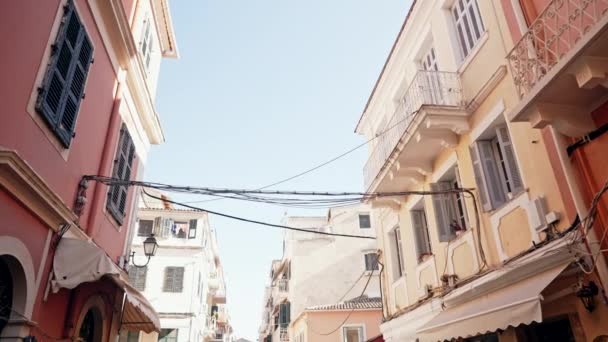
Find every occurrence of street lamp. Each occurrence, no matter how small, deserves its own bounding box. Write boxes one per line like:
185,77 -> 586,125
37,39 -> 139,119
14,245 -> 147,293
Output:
130,234 -> 158,268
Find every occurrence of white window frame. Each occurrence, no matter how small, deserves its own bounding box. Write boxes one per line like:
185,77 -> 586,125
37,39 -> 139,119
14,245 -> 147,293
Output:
140,15 -> 154,71
470,124 -> 523,211
341,324 -> 366,342
451,0 -> 485,60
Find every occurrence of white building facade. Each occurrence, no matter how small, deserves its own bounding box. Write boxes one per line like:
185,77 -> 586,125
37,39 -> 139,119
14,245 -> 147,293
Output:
128,193 -> 233,342
258,204 -> 380,342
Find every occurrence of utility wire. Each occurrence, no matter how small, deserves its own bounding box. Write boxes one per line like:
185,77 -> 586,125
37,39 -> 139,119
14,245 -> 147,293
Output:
142,189 -> 376,240
309,268 -> 376,336
182,111 -> 418,204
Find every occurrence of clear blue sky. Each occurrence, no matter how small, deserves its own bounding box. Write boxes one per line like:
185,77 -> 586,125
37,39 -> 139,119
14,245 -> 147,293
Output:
146,1 -> 412,339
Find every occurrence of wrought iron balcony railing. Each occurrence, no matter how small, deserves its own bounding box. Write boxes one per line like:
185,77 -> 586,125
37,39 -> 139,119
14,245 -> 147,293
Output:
507,0 -> 608,97
363,70 -> 463,190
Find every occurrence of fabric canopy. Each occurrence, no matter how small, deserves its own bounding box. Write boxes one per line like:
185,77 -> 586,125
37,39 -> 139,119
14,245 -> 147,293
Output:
52,237 -> 120,292
416,262 -> 570,341
111,276 -> 160,333
53,238 -> 160,333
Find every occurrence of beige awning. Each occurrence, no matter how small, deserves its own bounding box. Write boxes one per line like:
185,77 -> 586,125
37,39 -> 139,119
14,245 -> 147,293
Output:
416,262 -> 570,341
52,238 -> 120,292
111,276 -> 160,333
52,238 -> 160,333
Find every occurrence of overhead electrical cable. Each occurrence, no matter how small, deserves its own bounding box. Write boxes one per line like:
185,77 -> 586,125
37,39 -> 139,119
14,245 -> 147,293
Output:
141,189 -> 376,240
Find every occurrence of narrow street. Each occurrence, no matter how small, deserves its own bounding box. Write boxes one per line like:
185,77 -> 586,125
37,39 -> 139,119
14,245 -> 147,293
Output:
2,0 -> 608,341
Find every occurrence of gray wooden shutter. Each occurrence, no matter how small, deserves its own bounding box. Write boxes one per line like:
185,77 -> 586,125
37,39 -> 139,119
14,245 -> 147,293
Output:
35,1 -> 93,147
480,140 -> 507,208
174,267 -> 184,292
453,166 -> 470,228
153,217 -> 162,236
128,267 -> 146,291
107,126 -> 136,224
163,267 -> 173,291
470,141 -> 506,210
431,183 -> 455,242
496,125 -> 523,193
188,219 -> 198,239
411,210 -> 429,258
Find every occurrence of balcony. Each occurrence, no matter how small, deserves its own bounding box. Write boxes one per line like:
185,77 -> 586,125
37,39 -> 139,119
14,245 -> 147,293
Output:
507,0 -> 608,136
364,70 -> 466,193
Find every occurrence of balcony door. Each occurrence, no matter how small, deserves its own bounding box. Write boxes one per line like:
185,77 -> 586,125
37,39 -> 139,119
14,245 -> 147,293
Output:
421,46 -> 443,105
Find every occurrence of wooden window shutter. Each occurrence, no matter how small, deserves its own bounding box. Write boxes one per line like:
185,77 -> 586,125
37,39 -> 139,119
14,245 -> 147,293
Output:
174,267 -> 184,292
188,219 -> 198,239
163,267 -> 173,292
496,125 -> 524,193
152,217 -> 162,236
411,210 -> 430,258
128,266 -> 147,291
480,140 -> 507,207
107,125 -> 135,225
430,183 -> 455,242
35,0 -> 93,147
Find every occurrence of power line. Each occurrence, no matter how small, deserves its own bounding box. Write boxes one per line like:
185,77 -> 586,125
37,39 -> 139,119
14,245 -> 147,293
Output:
141,189 -> 376,240
182,111 -> 418,204
309,268 -> 376,336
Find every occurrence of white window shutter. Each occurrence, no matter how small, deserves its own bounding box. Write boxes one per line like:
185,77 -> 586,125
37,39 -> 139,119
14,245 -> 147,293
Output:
496,125 -> 524,193
430,183 -> 454,242
469,144 -> 491,211
411,210 -> 429,258
479,140 -> 507,207
153,217 -> 162,236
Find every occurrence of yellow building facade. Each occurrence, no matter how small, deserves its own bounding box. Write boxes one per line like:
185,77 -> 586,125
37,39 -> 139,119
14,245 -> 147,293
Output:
356,0 -> 608,340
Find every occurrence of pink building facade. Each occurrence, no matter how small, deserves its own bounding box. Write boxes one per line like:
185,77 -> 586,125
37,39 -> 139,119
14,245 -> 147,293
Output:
0,0 -> 177,341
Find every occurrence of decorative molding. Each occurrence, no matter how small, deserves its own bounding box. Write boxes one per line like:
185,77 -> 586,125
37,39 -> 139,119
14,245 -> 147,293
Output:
470,99 -> 506,142
446,229 -> 478,275
525,102 -> 596,137
0,149 -> 78,231
489,192 -> 541,261
0,236 -> 37,319
416,255 -> 439,298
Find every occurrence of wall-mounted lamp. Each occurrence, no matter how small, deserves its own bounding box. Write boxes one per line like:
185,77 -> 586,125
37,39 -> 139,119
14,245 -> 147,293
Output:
576,281 -> 599,312
130,234 -> 158,268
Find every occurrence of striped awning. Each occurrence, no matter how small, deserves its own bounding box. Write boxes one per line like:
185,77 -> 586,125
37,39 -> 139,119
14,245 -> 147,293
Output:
52,238 -> 159,333
111,275 -> 160,333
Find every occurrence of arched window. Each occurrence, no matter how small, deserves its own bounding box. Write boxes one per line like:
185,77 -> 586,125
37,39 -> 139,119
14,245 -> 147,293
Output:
78,308 -> 103,342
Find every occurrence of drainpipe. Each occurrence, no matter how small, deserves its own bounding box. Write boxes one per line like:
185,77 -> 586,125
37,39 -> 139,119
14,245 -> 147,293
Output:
550,126 -> 608,290
86,80 -> 123,238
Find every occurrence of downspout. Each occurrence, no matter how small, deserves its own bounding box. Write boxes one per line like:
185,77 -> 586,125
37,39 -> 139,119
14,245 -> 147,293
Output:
86,81 -> 123,237
550,127 -> 608,290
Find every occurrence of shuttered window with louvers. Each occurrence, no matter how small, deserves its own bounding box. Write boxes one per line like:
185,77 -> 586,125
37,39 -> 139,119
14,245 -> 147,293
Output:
188,219 -> 198,239
107,125 -> 136,225
163,267 -> 184,293
411,209 -> 432,261
470,124 -> 523,211
35,0 -> 93,147
128,266 -> 147,291
431,182 -> 457,242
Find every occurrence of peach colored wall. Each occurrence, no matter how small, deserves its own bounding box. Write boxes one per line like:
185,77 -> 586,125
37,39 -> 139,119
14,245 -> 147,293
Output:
302,310 -> 382,342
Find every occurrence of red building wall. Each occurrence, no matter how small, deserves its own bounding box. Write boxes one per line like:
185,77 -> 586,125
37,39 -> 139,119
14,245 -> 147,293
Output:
0,0 -> 138,262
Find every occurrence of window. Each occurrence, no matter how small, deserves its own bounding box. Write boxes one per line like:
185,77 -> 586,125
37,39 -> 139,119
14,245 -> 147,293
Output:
137,220 -> 153,236
452,0 -> 485,60
343,326 -> 364,342
411,209 -> 432,262
35,0 -> 94,147
470,125 -> 523,211
431,166 -> 469,242
157,329 -> 178,342
163,267 -> 185,293
107,125 -> 136,225
279,302 -> 291,328
390,227 -> 405,281
119,330 -> 140,342
140,17 -> 154,70
172,221 -> 189,239
188,219 -> 197,239
364,253 -> 379,271
128,266 -> 147,291
358,214 -> 371,229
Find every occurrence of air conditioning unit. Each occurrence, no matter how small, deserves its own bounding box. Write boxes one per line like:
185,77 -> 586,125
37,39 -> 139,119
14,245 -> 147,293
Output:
529,197 -> 548,232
